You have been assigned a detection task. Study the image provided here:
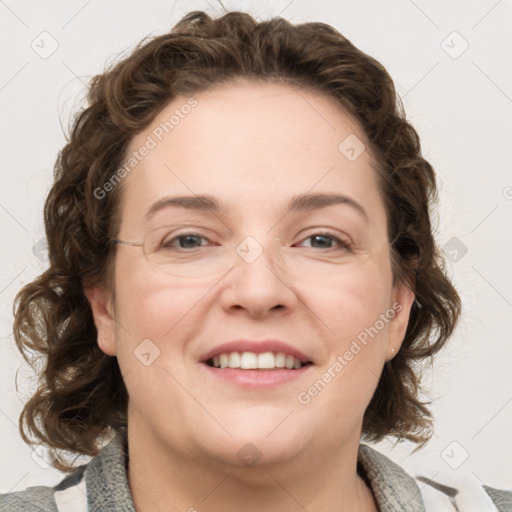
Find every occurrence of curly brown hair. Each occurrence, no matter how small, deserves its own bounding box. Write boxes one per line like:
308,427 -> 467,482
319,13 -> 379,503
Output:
13,10 -> 460,471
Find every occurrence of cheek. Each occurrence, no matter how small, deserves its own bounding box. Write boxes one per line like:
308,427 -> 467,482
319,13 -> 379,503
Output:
323,256 -> 394,387
296,253 -> 394,409
112,260 -> 211,361
111,272 -> 209,422
303,253 -> 394,345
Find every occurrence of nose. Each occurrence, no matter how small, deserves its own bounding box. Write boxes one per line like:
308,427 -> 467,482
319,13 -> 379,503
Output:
218,236 -> 299,318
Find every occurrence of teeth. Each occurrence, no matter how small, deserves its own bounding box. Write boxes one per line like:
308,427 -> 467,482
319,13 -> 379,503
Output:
210,351 -> 305,370
275,352 -> 286,368
240,352 -> 258,369
258,352 -> 275,369
228,352 -> 241,368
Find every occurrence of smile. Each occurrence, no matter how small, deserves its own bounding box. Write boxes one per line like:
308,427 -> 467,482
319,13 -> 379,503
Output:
207,351 -> 311,370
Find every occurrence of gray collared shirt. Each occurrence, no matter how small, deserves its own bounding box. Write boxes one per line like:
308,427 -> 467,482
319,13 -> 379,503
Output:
2,434 -> 511,511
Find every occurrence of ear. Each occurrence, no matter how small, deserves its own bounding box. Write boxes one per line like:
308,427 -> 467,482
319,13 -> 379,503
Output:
386,282 -> 415,361
84,285 -> 117,356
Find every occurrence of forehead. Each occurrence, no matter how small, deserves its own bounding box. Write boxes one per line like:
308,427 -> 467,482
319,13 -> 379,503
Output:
120,80 -> 383,226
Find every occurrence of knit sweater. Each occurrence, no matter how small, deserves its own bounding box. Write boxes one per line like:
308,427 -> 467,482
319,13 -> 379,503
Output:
1,434 -> 511,511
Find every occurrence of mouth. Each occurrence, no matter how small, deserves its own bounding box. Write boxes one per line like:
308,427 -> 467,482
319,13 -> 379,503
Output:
199,340 -> 314,387
205,351 -> 313,370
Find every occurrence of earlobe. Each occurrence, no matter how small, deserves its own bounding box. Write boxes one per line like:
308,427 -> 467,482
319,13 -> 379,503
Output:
84,286 -> 117,356
386,283 -> 415,361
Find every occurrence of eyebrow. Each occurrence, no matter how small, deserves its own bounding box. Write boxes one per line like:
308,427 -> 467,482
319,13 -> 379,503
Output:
145,192 -> 368,221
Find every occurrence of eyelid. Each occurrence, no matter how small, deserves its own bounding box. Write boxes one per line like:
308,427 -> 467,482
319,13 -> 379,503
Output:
294,226 -> 353,244
162,231 -> 217,247
295,232 -> 352,249
154,225 -> 353,247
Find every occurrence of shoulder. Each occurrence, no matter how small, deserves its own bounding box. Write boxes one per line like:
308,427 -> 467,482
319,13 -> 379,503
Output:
358,443 -> 512,512
484,485 -> 512,512
0,468 -> 85,512
1,486 -> 56,511
0,434 -> 129,512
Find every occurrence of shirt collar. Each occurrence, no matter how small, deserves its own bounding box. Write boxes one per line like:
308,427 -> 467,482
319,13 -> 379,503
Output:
85,434 -> 426,512
358,443 -> 426,511
85,432 -> 136,512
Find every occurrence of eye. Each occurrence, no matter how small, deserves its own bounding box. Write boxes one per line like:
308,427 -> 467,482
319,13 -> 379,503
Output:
161,233 -> 215,250
296,233 -> 351,250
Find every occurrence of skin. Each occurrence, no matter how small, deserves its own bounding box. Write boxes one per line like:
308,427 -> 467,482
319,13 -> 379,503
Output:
86,80 -> 415,512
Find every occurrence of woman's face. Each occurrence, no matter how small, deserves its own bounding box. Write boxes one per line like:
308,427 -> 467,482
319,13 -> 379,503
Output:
90,80 -> 414,468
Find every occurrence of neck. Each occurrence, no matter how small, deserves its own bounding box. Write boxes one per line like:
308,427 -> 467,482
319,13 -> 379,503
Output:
126,419 -> 377,512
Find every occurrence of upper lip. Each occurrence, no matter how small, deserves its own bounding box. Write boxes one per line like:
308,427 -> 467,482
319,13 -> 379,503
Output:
199,340 -> 313,364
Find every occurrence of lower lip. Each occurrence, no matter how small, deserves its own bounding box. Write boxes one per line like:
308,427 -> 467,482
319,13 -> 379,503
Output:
201,363 -> 313,388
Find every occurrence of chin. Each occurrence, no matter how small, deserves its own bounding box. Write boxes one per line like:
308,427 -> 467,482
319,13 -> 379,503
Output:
202,434 -> 307,471
195,409 -> 312,468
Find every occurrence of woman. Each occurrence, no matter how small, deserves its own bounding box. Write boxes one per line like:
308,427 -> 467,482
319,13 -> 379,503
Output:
2,10 -> 510,512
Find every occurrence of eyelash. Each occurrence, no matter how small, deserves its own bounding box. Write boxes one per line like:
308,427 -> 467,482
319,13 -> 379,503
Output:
162,232 -> 352,251
296,233 -> 352,251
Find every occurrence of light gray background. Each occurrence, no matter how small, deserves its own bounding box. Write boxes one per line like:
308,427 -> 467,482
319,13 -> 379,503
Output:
1,0 -> 511,494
